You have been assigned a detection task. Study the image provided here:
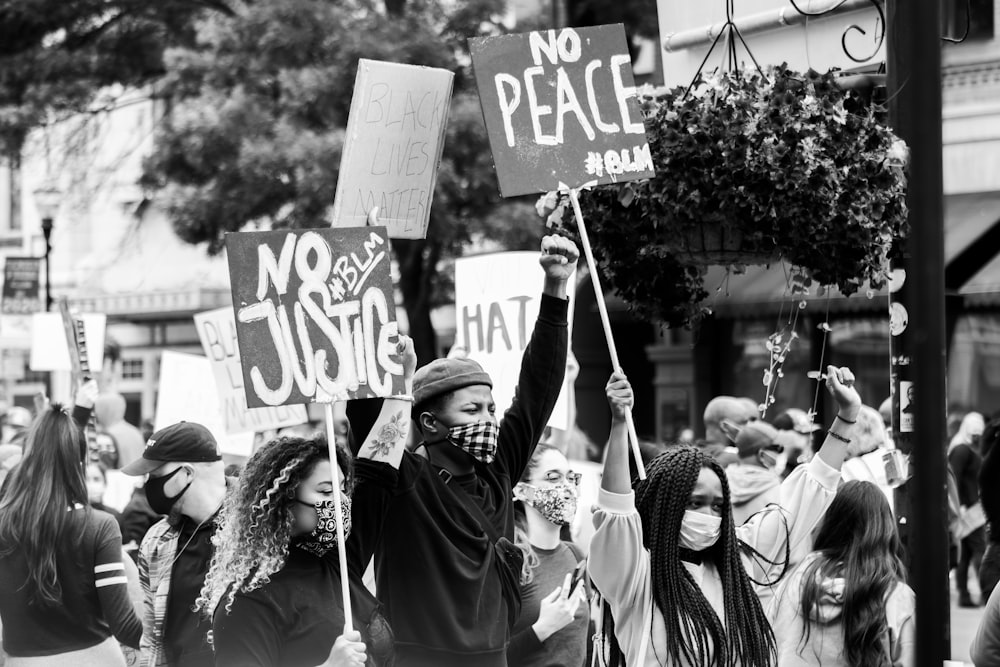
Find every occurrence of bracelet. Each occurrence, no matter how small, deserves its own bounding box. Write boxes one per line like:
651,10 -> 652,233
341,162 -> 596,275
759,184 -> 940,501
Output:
835,414 -> 857,425
827,429 -> 852,444
391,394 -> 414,403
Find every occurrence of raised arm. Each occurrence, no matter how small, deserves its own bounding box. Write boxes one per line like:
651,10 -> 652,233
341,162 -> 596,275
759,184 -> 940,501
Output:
355,336 -> 417,470
495,234 -> 576,478
814,365 -> 862,471
601,373 -> 633,495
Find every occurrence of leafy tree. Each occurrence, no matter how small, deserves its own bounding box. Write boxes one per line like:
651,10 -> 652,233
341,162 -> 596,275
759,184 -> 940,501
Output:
141,0 -> 543,364
0,0 -> 238,158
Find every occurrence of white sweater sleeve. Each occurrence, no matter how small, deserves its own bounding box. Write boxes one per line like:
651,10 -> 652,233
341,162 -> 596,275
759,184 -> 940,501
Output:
588,488 -> 654,666
737,455 -> 841,583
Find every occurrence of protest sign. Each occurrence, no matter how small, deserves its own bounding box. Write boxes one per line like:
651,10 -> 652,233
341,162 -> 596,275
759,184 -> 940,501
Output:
2,258 -> 42,314
469,24 -> 654,197
194,307 -> 308,434
29,312 -> 106,373
331,59 -> 454,239
1,258 -> 42,350
454,252 -> 574,429
155,350 -> 255,458
226,226 -> 403,408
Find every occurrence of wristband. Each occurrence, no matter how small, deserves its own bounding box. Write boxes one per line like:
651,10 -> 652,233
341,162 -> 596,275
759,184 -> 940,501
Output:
835,414 -> 857,425
827,430 -> 852,444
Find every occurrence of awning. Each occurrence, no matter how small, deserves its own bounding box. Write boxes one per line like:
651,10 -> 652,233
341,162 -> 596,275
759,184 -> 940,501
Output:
705,191 -> 1000,318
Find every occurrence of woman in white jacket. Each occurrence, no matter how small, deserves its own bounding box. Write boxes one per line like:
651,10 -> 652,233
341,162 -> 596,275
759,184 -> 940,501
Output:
768,480 -> 914,666
589,366 -> 860,667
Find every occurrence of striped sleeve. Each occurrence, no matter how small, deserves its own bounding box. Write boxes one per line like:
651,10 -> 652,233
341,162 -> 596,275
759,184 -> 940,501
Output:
92,511 -> 143,648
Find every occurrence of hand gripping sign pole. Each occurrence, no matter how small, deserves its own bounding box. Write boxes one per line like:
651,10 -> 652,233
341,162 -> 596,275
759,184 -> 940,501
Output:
567,187 -> 646,480
323,402 -> 353,634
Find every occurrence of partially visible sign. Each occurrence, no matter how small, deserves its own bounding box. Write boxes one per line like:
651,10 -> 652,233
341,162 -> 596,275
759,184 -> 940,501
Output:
225,226 -> 403,408
155,350 -> 254,457
454,252 -> 574,429
331,59 -> 454,239
2,257 -> 42,314
194,307 -> 308,434
29,313 -> 106,372
470,24 -> 654,197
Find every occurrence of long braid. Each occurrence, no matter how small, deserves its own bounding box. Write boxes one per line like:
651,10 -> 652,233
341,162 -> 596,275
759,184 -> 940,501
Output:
630,447 -> 775,667
704,456 -> 777,667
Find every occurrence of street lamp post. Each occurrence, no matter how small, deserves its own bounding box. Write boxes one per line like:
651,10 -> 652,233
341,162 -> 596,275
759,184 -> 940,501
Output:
31,184 -> 61,313
41,217 -> 53,311
32,184 -> 62,401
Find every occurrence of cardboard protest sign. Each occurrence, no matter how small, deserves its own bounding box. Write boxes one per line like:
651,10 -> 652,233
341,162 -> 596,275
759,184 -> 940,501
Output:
29,312 -> 106,372
194,307 -> 309,434
470,24 -> 654,197
454,252 -> 574,429
226,226 -> 404,408
155,350 -> 254,457
331,59 -> 454,239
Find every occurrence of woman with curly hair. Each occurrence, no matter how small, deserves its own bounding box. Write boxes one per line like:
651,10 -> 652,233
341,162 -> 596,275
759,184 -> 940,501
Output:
769,480 -> 913,666
590,366 -> 861,667
201,337 -> 417,666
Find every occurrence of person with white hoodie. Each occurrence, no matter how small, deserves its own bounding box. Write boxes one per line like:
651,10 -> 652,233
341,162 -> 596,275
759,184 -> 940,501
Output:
768,480 -> 915,666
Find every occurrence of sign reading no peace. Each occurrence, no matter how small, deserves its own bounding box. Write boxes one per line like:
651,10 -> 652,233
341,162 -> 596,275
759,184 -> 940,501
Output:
226,226 -> 404,408
470,24 -> 654,197
331,60 -> 454,239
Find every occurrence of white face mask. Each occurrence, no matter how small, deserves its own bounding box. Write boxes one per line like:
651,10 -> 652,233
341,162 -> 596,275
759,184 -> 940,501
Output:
679,510 -> 722,551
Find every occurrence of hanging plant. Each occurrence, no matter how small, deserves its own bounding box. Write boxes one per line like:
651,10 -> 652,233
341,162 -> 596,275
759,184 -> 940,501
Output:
541,64 -> 909,328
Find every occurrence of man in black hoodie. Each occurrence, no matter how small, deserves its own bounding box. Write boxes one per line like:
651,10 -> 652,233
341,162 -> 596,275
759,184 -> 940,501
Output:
349,234 -> 577,667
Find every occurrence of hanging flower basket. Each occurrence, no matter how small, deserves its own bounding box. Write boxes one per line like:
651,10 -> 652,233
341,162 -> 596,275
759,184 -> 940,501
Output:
542,65 -> 909,327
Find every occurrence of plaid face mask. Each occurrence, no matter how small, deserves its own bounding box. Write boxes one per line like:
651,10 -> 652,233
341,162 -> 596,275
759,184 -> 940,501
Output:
447,420 -> 500,464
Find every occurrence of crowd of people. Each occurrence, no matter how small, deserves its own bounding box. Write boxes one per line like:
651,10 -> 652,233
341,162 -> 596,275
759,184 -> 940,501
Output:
0,233 -> 992,666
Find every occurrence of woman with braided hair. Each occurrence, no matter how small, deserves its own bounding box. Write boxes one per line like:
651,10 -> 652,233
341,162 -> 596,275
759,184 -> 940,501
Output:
590,366 -> 861,666
200,336 -> 417,666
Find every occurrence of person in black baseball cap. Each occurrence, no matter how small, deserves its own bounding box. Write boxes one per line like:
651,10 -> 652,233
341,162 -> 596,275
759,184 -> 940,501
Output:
122,422 -> 227,667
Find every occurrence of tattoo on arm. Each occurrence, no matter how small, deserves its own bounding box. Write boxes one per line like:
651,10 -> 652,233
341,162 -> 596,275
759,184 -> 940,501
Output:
368,411 -> 408,458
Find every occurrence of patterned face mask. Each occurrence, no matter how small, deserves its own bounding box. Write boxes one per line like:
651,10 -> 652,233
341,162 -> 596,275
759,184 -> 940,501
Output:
520,483 -> 578,525
446,420 -> 500,464
295,496 -> 352,557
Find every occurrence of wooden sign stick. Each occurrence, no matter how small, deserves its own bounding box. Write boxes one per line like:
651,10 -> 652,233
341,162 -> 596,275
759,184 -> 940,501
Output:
568,189 -> 647,479
323,401 -> 353,635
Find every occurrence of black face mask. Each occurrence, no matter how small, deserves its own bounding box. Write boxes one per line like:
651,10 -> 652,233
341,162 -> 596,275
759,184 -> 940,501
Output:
146,466 -> 192,515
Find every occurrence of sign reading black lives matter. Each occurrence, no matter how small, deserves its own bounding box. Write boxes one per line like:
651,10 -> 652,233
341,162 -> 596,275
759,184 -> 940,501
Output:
470,24 -> 654,197
225,227 -> 404,408
331,60 -> 454,239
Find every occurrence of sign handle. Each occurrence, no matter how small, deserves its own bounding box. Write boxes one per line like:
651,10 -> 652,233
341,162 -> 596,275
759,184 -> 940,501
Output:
323,401 -> 353,635
568,189 -> 647,480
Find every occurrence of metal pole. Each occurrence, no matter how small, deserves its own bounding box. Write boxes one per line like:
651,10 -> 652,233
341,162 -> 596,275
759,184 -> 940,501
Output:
886,1 -> 950,664
42,217 -> 53,400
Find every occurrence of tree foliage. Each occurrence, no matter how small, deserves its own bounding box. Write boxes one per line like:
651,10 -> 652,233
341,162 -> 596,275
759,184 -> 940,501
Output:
141,0 -> 543,364
0,0 -> 236,158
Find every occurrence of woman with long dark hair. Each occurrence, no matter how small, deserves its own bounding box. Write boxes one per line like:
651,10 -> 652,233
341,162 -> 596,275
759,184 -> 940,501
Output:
590,366 -> 860,666
769,481 -> 914,666
508,443 -> 588,666
201,336 -> 416,666
0,400 -> 141,665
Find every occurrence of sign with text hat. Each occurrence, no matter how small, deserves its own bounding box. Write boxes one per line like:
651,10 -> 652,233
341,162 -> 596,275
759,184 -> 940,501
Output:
121,421 -> 222,476
469,23 -> 654,197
